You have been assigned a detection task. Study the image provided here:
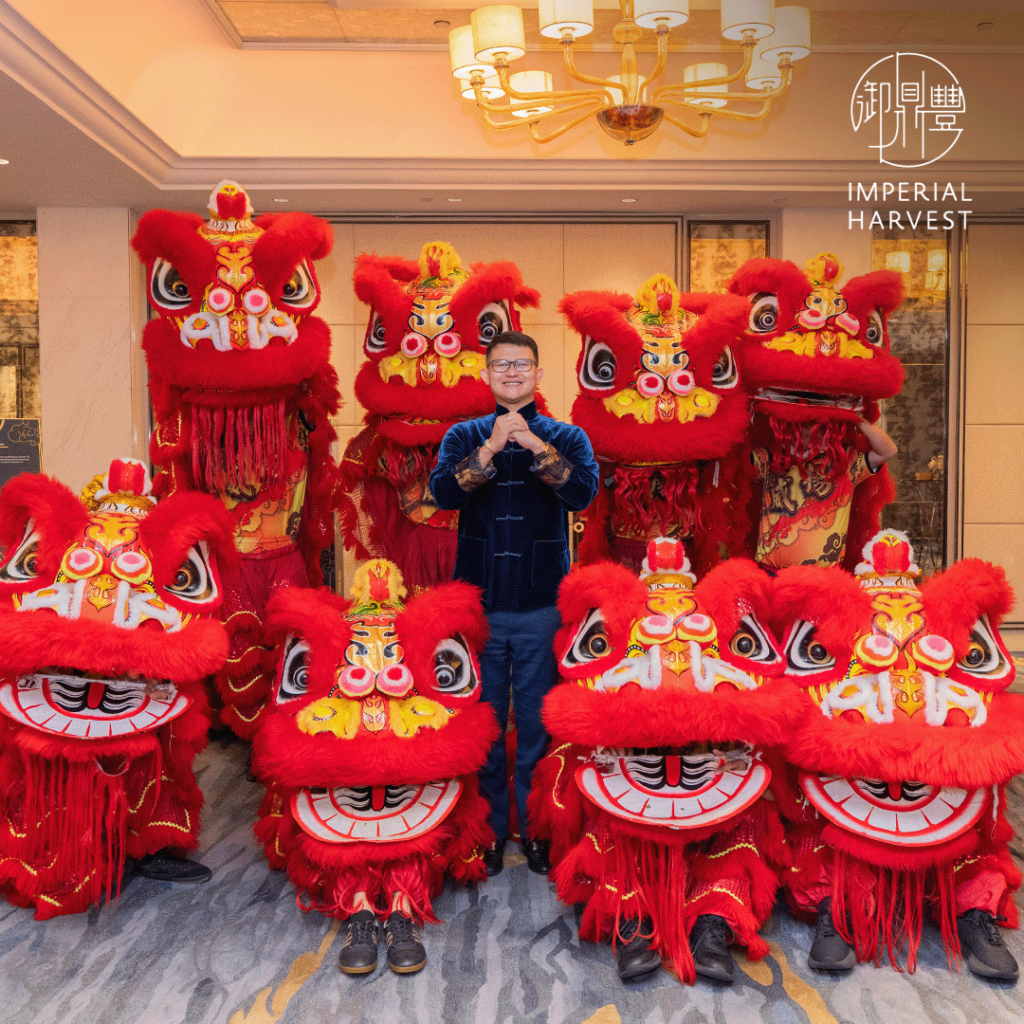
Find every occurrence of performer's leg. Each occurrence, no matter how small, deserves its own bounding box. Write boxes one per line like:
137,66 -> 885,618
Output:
954,858 -> 1019,981
338,890 -> 380,976
478,611 -> 513,849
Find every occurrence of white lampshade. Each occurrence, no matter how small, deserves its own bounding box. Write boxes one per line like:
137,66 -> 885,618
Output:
746,43 -> 783,89
759,6 -> 811,62
472,5 -> 526,63
721,0 -> 775,41
684,63 -> 729,107
634,0 -> 689,30
509,70 -> 555,117
539,0 -> 594,39
450,25 -> 495,80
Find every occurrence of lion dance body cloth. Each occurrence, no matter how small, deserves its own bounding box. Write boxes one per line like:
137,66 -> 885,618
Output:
529,538 -> 799,983
563,276 -> 754,576
728,253 -> 905,570
132,182 -> 342,738
0,459 -> 235,918
252,560 -> 498,924
340,242 -> 540,591
775,530 -> 1024,971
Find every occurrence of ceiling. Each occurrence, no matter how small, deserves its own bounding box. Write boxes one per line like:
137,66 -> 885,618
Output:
0,0 -> 1021,220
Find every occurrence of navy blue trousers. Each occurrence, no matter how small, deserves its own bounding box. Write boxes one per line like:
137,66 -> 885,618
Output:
478,605 -> 561,841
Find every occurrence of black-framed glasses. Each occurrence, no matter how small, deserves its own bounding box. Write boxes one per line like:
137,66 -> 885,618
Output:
488,358 -> 536,372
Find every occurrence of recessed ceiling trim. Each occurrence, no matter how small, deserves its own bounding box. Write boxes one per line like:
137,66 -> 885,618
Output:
0,2 -> 179,185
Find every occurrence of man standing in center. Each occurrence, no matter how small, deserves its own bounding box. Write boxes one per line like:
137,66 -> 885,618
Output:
430,330 -> 599,876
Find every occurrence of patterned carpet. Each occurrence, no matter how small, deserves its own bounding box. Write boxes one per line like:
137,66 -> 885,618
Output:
1,735 -> 1023,1024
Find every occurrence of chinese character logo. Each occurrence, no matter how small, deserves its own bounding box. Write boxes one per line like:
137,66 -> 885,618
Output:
851,53 -> 964,168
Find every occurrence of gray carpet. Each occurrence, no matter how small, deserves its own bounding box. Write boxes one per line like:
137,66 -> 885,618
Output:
1,735 -> 1023,1024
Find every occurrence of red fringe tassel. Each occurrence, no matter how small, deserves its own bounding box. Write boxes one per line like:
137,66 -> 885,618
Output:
190,400 -> 287,495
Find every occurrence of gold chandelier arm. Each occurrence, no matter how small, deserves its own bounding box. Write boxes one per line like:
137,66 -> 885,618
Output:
490,64 -> 608,104
658,110 -> 713,138
476,97 -> 607,134
528,102 -> 612,143
659,96 -> 775,122
638,27 -> 671,95
471,79 -> 606,117
561,40 -> 621,95
652,40 -> 758,99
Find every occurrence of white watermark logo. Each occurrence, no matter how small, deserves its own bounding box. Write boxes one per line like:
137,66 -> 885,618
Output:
851,53 -> 964,168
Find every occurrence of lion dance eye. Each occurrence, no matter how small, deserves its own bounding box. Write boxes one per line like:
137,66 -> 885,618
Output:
579,339 -> 616,391
365,314 -> 387,354
433,636 -> 478,697
955,619 -> 1008,680
749,293 -> 779,334
784,621 -> 836,674
150,259 -> 192,310
562,609 -> 613,668
864,309 -> 885,346
278,638 -> 310,703
164,544 -> 217,604
727,616 -> 779,664
0,527 -> 40,584
477,302 -> 511,346
279,262 -> 316,309
711,346 -> 739,389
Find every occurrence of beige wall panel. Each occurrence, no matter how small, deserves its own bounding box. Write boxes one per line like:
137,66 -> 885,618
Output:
781,209 -> 872,275
328,322 -> 365,429
563,224 -> 678,297
562,325 -> 585,425
350,222 -> 564,327
964,324 -> 1024,426
316,222 -> 356,327
963,425 -> 1024,524
531,323 -> 567,424
967,224 -> 1024,326
962,525 -> 1024,622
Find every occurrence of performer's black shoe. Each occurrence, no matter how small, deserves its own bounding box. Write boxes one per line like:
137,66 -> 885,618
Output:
808,897 -> 856,971
615,917 -> 661,981
384,912 -> 427,974
522,837 -> 551,875
136,849 -> 212,884
957,909 -> 1019,981
482,838 -> 506,877
690,914 -> 735,983
338,910 -> 380,975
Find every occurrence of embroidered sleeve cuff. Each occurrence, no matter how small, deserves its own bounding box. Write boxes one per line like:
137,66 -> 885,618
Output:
531,443 -> 574,490
455,449 -> 497,491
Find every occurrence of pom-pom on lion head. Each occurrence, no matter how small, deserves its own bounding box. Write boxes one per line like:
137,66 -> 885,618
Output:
353,242 -> 540,446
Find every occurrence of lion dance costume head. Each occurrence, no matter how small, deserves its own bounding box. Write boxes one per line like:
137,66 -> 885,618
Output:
774,530 -> 1023,970
529,538 -> 799,983
252,560 -> 498,924
729,253 -> 905,569
340,241 -> 540,590
132,181 -> 341,738
0,459 -> 235,918
562,275 -> 752,575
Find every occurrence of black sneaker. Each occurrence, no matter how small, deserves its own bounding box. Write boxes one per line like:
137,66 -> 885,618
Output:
808,896 -> 856,971
957,909 -> 1019,981
136,849 -> 212,884
338,910 -> 379,975
384,912 -> 427,974
482,838 -> 506,877
615,917 -> 661,981
690,914 -> 735,983
522,837 -> 551,875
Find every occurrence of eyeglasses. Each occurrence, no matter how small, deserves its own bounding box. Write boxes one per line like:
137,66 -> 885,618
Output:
488,359 -> 536,373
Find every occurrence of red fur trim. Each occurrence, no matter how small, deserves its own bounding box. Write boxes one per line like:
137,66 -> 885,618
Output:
786,693 -> 1024,787
253,700 -> 499,788
448,260 -> 541,337
561,290 -> 639,392
543,678 -> 801,749
555,561 -> 648,672
527,741 -> 590,868
841,270 -> 905,317
0,614 -> 228,683
395,581 -> 487,698
131,210 -> 213,317
694,557 -> 778,642
844,463 -> 895,569
252,212 -> 334,305
352,360 -> 494,423
728,257 -> 811,329
0,473 -> 88,583
923,559 -> 1014,651
138,490 -> 238,594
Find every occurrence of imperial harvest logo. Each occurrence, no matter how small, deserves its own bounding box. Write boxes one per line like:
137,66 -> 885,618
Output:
851,53 -> 964,168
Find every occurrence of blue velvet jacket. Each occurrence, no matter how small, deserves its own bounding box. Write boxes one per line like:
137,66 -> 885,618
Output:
429,401 -> 598,613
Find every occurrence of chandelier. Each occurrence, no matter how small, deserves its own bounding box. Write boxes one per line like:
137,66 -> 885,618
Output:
448,1 -> 811,145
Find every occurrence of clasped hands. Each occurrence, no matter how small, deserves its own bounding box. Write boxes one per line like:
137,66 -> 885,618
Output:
482,411 -> 546,458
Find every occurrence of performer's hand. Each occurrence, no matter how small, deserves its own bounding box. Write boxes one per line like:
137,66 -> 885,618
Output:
508,425 -> 546,455
481,413 -> 516,464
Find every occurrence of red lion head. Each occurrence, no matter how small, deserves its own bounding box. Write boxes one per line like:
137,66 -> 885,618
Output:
353,241 -> 540,447
251,561 -> 498,921
774,530 -> 1023,967
0,459 -> 235,918
728,252 -> 905,425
